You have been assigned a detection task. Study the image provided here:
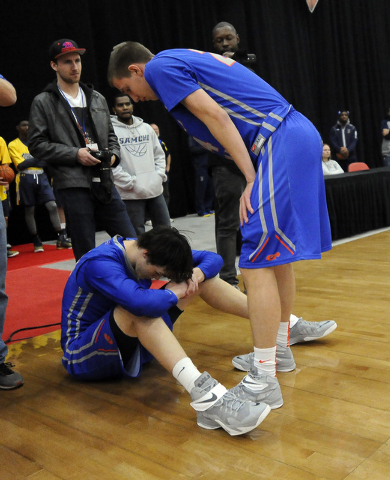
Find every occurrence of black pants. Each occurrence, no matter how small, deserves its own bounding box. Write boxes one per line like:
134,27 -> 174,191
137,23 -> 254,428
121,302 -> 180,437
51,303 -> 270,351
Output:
57,187 -> 136,261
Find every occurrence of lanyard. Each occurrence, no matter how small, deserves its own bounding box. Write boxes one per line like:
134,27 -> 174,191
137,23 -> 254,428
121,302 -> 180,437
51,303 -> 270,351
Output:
58,86 -> 90,144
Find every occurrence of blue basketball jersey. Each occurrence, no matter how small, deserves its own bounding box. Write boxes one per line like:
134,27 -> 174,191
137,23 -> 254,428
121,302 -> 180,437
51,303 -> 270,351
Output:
145,49 -> 291,163
145,49 -> 332,267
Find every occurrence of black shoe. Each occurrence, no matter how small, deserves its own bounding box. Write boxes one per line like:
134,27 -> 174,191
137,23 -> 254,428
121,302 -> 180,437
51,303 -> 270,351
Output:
56,233 -> 72,249
0,362 -> 24,390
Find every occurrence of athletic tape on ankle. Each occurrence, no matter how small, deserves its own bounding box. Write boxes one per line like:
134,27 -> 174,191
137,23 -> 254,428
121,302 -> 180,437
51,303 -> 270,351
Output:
190,383 -> 227,411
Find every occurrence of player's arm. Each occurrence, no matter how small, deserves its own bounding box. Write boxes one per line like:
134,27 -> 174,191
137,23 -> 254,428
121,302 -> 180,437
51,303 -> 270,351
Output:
0,76 -> 16,107
181,89 -> 256,223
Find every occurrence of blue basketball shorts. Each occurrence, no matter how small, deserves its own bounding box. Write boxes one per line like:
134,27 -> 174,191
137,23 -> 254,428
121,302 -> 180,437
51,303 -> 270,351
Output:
62,306 -> 182,381
239,110 -> 332,269
19,172 -> 55,206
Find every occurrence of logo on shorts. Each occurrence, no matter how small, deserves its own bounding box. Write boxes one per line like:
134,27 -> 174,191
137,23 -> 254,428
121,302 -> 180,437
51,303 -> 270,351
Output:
266,252 -> 280,261
104,334 -> 113,344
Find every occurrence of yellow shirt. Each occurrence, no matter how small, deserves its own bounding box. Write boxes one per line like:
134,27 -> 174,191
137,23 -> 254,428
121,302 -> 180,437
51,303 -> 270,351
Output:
0,137 -> 12,201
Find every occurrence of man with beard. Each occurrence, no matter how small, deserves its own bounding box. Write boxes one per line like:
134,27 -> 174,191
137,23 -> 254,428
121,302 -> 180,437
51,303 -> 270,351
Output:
28,39 -> 135,261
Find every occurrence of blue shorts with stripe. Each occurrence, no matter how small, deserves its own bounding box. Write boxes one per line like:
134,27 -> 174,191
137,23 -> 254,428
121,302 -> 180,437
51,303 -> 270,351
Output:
19,172 -> 55,206
239,110 -> 332,269
62,308 -> 180,381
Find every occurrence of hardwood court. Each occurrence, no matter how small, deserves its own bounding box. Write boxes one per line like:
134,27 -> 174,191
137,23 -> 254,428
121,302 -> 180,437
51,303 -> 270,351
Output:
1,231 -> 390,480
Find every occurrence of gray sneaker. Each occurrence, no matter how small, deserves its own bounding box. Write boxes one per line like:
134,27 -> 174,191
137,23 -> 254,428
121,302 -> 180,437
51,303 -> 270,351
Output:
0,362 -> 24,390
190,372 -> 271,436
229,364 -> 283,409
289,318 -> 337,345
232,344 -> 296,373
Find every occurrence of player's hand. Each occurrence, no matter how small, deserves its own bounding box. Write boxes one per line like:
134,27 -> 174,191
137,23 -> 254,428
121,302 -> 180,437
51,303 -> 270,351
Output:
110,155 -> 116,166
222,52 -> 235,59
165,281 -> 189,299
240,181 -> 255,226
76,148 -> 101,166
0,178 -> 8,187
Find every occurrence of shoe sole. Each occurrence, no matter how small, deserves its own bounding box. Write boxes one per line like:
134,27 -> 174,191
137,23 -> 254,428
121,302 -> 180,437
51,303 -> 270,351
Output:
0,380 -> 24,390
197,404 -> 271,436
289,322 -> 337,345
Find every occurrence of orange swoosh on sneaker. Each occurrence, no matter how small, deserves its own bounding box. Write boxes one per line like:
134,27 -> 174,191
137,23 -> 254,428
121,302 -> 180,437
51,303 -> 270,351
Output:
257,359 -> 272,363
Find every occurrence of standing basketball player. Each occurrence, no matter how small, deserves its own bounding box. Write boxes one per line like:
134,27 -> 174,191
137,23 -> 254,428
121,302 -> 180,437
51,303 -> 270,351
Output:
107,43 -> 332,409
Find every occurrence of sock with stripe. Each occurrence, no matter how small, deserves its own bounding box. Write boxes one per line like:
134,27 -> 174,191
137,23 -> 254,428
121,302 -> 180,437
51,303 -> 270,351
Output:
253,346 -> 276,377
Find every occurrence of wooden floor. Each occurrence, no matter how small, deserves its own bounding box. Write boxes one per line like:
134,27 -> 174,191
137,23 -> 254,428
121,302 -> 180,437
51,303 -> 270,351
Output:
1,231 -> 390,480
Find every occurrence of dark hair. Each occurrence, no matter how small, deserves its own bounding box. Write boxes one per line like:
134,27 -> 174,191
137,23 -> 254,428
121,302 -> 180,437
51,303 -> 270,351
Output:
16,119 -> 28,127
212,22 -> 237,38
113,91 -> 132,106
108,41 -> 154,86
137,226 -> 193,283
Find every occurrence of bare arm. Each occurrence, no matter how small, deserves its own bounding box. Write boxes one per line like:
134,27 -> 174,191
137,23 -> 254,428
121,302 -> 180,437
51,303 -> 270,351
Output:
0,77 -> 17,107
181,89 -> 256,223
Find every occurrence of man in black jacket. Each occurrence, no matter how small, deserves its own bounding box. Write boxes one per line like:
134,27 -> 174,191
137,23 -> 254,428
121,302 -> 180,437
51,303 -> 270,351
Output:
329,110 -> 358,172
29,39 -> 135,260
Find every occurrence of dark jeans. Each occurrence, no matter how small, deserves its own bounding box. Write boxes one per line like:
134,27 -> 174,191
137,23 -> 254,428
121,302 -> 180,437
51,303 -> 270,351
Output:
125,193 -> 171,237
192,154 -> 214,214
212,166 -> 246,286
57,187 -> 136,261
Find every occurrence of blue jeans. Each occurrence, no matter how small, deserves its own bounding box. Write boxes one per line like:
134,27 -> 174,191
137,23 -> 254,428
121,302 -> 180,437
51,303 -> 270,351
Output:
383,155 -> 390,167
0,202 -> 9,364
57,187 -> 136,261
212,166 -> 246,286
125,193 -> 171,236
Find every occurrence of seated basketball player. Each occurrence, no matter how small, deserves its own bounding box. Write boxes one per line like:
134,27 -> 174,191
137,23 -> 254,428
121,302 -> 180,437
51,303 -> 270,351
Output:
61,226 -> 271,436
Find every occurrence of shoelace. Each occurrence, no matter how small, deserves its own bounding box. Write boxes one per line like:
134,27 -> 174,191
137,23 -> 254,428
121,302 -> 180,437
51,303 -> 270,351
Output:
219,391 -> 248,413
0,362 -> 15,375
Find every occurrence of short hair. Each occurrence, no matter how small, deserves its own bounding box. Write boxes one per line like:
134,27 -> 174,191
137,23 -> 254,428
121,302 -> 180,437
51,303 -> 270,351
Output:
108,41 -> 154,86
212,22 -> 237,38
137,226 -> 193,283
16,119 -> 28,127
113,91 -> 132,106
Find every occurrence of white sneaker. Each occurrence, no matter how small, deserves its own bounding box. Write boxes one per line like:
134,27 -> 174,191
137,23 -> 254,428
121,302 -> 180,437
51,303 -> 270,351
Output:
289,318 -> 337,345
190,372 -> 271,436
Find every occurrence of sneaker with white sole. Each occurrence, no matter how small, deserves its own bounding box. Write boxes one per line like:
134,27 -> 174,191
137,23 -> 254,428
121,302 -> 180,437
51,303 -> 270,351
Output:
229,368 -> 283,409
190,372 -> 271,436
289,318 -> 337,345
232,344 -> 296,373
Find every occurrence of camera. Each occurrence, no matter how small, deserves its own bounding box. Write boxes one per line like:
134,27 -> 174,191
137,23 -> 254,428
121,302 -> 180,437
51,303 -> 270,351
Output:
89,148 -> 112,166
234,50 -> 257,66
89,149 -> 113,203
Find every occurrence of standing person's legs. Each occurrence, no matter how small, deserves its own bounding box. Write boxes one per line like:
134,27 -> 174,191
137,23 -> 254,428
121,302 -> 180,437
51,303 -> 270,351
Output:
99,187 -> 137,239
192,154 -> 210,215
0,202 -> 23,388
212,166 -> 245,287
0,203 -> 8,365
147,194 -> 171,229
57,188 -> 96,261
123,199 -> 146,237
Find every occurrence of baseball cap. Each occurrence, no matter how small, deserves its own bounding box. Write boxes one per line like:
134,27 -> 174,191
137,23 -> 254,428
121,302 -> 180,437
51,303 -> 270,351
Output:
49,39 -> 86,61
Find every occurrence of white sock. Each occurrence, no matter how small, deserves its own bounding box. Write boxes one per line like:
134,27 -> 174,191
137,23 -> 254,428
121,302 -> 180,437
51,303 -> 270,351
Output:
289,314 -> 299,328
253,346 -> 276,377
172,357 -> 202,394
277,321 -> 290,347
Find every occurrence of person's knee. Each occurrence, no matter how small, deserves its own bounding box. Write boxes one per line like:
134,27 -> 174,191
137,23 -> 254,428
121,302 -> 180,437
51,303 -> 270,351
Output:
113,305 -> 138,337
